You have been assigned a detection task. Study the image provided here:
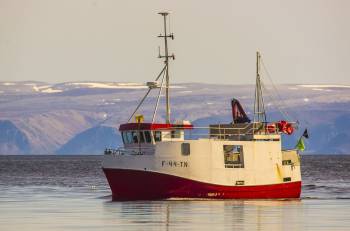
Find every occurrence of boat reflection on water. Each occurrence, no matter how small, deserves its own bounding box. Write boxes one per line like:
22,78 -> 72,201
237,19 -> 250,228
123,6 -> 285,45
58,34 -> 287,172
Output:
103,199 -> 306,231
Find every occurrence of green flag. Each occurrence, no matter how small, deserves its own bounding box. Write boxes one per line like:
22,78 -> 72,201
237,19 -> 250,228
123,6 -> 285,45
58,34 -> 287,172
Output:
295,137 -> 305,151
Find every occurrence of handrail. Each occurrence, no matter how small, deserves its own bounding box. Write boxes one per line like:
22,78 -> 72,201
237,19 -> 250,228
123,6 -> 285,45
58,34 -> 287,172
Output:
149,122 -> 298,131
104,147 -> 155,156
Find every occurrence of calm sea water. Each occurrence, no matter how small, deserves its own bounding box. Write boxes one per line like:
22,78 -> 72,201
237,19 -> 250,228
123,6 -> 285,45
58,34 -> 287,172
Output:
0,155 -> 350,231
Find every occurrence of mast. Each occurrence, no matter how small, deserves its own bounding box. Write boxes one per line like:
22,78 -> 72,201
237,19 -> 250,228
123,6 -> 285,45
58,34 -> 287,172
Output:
127,12 -> 174,123
158,12 -> 174,124
253,51 -> 266,124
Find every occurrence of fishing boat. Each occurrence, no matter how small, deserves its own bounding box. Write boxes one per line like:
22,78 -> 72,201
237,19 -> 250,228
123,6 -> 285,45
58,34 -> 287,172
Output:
102,12 -> 301,200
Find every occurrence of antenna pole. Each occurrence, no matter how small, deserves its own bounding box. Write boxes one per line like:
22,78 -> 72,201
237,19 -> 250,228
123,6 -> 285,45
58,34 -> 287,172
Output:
158,12 -> 174,124
254,51 -> 266,125
255,51 -> 260,121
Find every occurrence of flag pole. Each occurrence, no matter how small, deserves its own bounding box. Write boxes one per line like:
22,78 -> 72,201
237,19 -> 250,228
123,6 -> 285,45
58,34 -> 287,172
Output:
295,128 -> 309,152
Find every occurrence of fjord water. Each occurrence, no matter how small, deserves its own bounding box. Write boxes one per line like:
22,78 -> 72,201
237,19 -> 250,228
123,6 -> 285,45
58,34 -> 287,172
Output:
0,156 -> 350,231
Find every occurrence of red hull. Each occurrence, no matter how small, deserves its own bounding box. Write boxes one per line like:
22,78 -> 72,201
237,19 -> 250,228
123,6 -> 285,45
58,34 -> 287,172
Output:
103,168 -> 301,201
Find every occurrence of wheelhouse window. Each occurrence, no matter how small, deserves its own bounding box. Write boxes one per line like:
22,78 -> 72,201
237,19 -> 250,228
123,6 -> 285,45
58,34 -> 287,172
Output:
123,131 -> 153,144
223,145 -> 244,168
126,132 -> 133,144
144,131 -> 152,143
122,132 -> 127,144
131,131 -> 138,143
171,130 -> 181,139
122,131 -> 133,144
154,131 -> 162,142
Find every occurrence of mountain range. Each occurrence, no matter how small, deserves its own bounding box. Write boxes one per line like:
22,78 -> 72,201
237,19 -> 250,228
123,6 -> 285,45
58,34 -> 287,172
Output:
0,81 -> 349,154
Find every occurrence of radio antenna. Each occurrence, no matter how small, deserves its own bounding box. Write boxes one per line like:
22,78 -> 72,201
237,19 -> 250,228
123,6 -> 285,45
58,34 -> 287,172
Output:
158,12 -> 175,124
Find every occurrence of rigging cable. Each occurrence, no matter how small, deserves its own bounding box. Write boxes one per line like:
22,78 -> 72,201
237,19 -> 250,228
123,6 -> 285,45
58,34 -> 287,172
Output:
260,80 -> 293,121
126,65 -> 167,122
127,88 -> 152,122
152,66 -> 167,123
260,57 -> 312,130
260,58 -> 298,122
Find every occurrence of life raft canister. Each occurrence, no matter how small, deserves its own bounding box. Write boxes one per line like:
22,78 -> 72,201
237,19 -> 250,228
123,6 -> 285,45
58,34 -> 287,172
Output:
277,120 -> 294,135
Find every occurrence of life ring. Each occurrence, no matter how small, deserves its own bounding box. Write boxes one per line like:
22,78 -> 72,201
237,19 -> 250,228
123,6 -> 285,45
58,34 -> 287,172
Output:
277,120 -> 287,132
277,120 -> 294,135
285,123 -> 294,135
266,123 -> 276,133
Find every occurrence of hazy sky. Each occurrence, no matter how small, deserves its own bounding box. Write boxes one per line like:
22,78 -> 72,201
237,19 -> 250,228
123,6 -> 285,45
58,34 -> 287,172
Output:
0,0 -> 349,85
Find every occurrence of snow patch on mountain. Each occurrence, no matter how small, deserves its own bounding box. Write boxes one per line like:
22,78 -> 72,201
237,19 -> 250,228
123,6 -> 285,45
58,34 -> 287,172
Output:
66,82 -> 185,89
68,82 -> 147,89
299,84 -> 350,88
30,85 -> 62,93
41,88 -> 63,93
2,82 -> 15,86
179,90 -> 193,94
32,85 -> 50,91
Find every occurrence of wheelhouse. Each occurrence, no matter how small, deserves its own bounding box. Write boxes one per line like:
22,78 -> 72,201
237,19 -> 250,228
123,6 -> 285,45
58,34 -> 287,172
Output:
119,122 -> 193,146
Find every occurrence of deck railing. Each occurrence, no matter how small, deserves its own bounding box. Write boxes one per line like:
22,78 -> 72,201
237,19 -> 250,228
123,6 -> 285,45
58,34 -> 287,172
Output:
173,122 -> 296,141
104,147 -> 155,156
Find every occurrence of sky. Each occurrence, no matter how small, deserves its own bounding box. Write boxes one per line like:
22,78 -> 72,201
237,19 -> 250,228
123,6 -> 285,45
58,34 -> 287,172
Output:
0,0 -> 349,85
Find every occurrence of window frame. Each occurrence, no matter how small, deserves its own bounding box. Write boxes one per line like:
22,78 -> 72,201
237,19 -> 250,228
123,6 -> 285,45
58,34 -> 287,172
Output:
139,131 -> 145,143
171,130 -> 181,139
181,143 -> 190,156
121,132 -> 127,144
154,131 -> 162,142
223,145 -> 244,168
